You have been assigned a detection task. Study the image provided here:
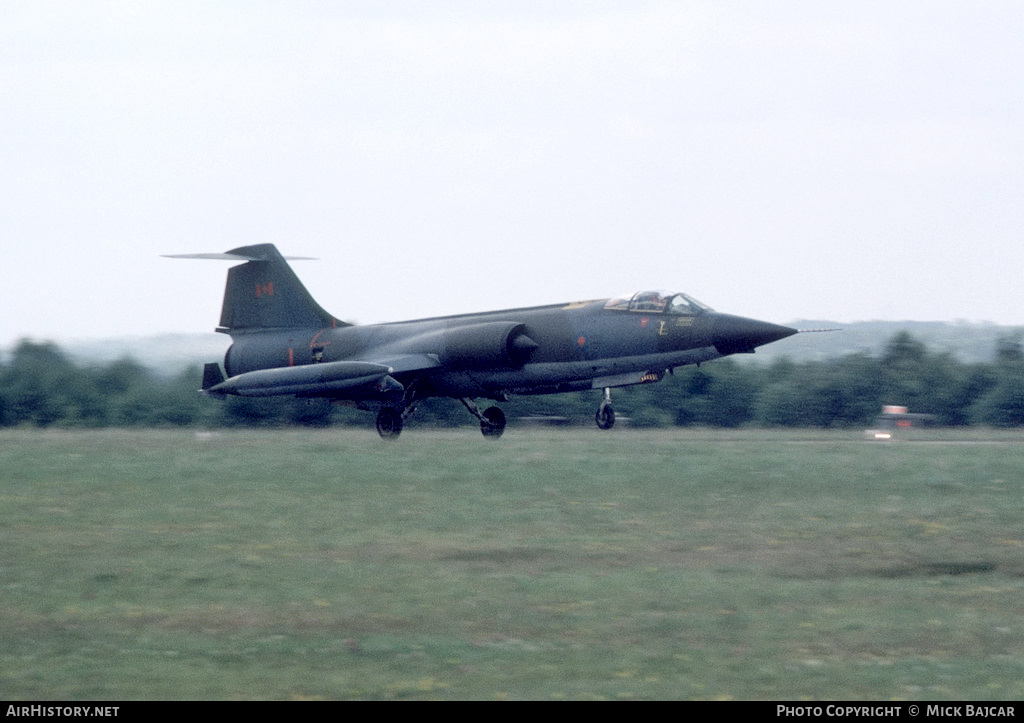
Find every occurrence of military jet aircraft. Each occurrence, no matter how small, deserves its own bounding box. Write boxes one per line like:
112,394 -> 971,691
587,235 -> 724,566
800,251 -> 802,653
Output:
169,244 -> 797,439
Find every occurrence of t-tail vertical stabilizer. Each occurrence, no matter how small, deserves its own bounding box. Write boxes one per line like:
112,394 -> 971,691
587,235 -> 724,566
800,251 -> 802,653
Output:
166,244 -> 346,333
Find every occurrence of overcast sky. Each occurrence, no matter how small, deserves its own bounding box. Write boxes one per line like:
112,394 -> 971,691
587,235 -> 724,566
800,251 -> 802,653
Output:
2,1 -> 1022,347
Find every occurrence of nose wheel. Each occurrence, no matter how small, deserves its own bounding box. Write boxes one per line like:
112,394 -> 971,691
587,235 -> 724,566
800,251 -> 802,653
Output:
595,387 -> 615,430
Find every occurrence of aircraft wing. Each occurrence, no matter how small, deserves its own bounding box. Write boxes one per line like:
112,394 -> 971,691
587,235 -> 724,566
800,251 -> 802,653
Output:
370,353 -> 442,376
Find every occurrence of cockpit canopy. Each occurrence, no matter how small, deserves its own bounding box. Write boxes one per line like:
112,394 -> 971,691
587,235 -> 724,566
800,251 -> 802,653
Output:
603,290 -> 713,315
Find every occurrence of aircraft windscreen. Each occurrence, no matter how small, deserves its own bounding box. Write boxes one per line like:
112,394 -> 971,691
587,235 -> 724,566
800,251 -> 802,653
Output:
666,293 -> 712,315
604,291 -> 712,314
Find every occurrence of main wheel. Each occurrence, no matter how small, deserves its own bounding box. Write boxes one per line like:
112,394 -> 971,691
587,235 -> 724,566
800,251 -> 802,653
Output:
480,406 -> 506,439
595,404 -> 615,430
375,406 -> 403,439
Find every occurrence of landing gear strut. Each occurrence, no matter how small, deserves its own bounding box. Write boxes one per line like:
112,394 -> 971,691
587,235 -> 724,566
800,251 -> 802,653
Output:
374,382 -> 427,440
461,398 -> 507,439
595,387 -> 615,430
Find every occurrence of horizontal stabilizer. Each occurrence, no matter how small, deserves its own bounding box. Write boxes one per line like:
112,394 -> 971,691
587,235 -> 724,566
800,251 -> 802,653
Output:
163,253 -> 318,261
168,244 -> 340,331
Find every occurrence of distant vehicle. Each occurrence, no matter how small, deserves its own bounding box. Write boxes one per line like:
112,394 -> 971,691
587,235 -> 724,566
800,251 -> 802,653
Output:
868,405 -> 937,439
169,244 -> 798,439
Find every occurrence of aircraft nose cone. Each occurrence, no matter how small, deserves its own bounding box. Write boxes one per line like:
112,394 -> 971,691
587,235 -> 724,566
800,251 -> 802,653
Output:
712,314 -> 797,355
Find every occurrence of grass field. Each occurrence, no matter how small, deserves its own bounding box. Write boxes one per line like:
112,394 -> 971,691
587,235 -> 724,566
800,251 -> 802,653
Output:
2,426 -> 1024,700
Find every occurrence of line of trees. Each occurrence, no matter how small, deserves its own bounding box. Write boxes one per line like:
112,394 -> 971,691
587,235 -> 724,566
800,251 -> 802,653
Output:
1,332 -> 1022,429
619,331 -> 1024,429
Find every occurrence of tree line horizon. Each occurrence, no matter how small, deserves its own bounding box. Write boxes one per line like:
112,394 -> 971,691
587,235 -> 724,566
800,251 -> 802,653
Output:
2,331 -> 1022,429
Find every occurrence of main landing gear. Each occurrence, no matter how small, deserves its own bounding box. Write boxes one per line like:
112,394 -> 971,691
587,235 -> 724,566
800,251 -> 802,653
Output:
374,384 -> 425,441
374,388 -> 614,439
461,398 -> 507,439
374,397 -> 507,440
595,387 -> 615,430
375,406 -> 404,440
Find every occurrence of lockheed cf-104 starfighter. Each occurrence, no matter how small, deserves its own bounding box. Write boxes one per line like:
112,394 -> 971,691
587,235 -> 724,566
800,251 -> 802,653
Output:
169,244 -> 797,439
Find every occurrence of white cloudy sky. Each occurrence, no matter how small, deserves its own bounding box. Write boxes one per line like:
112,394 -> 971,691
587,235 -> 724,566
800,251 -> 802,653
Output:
2,0 -> 1022,346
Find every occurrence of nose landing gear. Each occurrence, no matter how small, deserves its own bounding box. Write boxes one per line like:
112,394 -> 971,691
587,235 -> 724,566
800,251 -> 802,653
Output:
595,387 -> 615,430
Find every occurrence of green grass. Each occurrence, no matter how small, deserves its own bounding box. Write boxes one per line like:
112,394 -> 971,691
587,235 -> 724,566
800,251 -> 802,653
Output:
2,427 -> 1024,699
